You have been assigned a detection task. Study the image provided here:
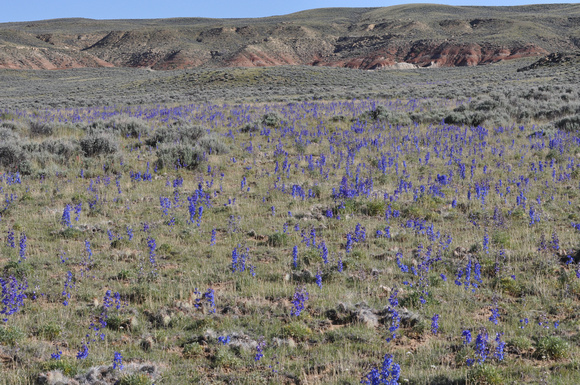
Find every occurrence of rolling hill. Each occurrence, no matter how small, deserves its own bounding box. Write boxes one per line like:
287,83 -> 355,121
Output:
1,4 -> 579,70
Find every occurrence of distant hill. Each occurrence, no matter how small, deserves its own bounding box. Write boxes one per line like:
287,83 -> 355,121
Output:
1,4 -> 579,70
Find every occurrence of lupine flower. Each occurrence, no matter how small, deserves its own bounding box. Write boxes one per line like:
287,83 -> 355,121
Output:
76,343 -> 89,360
361,353 -> 401,385
126,226 -> 133,241
495,333 -> 505,361
147,237 -> 157,268
316,270 -> 322,289
489,298 -> 500,325
290,285 -> 309,317
319,241 -> 328,264
483,231 -> 489,254
19,232 -> 27,261
218,335 -> 231,345
462,329 -> 472,344
59,251 -> 67,264
0,275 -> 28,322
196,288 -> 216,314
62,271 -> 74,306
431,314 -> 440,335
51,349 -> 62,360
74,202 -> 82,221
345,233 -> 353,253
61,205 -> 72,228
255,339 -> 266,361
467,329 -> 489,366
292,246 -> 298,269
232,247 -> 239,272
85,240 -> 92,258
113,351 -> 124,370
6,230 -> 15,248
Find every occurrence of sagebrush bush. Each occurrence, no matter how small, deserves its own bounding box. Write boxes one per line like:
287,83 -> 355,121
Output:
155,144 -> 204,170
85,116 -> 149,138
0,120 -> 28,133
29,120 -> 54,137
0,141 -> 30,173
146,124 -> 205,147
261,112 -> 281,127
444,111 -> 486,126
40,139 -> 80,161
554,114 -> 580,132
0,127 -> 21,142
80,133 -> 118,157
360,106 -> 412,126
240,123 -> 259,133
197,134 -> 229,155
107,116 -> 149,138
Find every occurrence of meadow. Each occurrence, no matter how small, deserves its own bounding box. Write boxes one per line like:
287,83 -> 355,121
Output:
0,58 -> 579,384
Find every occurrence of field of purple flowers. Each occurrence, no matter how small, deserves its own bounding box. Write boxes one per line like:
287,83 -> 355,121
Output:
0,62 -> 579,384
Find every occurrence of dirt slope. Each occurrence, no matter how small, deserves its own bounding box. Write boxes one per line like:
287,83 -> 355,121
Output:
0,4 -> 579,70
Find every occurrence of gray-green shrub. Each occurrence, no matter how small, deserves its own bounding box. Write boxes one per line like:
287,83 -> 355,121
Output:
146,124 -> 205,147
197,134 -> 229,155
80,133 -> 118,157
85,116 -> 149,138
155,144 -> 204,170
554,114 -> 580,132
29,120 -> 54,137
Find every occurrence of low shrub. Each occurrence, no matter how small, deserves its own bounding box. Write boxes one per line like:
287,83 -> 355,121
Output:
0,325 -> 25,345
182,342 -> 204,358
267,232 -> 288,247
468,364 -> 504,385
0,127 -> 21,142
534,335 -> 569,360
119,373 -> 153,385
360,106 -> 412,126
444,111 -> 487,127
29,120 -> 54,137
146,123 -> 205,147
155,144 -> 204,170
40,139 -> 80,161
261,112 -> 281,127
554,114 -> 580,132
282,321 -> 312,340
0,141 -> 29,172
197,134 -> 229,155
85,116 -> 149,138
80,133 -> 118,157
212,347 -> 242,368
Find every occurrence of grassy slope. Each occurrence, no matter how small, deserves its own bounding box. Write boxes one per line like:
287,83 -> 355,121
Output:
0,59 -> 579,384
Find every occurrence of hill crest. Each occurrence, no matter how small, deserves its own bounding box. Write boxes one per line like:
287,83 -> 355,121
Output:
0,4 -> 579,70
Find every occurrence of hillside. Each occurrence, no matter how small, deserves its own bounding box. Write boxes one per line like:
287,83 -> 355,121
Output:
0,4 -> 579,69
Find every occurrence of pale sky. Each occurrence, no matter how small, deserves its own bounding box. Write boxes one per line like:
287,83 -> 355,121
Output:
2,0 -> 577,23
